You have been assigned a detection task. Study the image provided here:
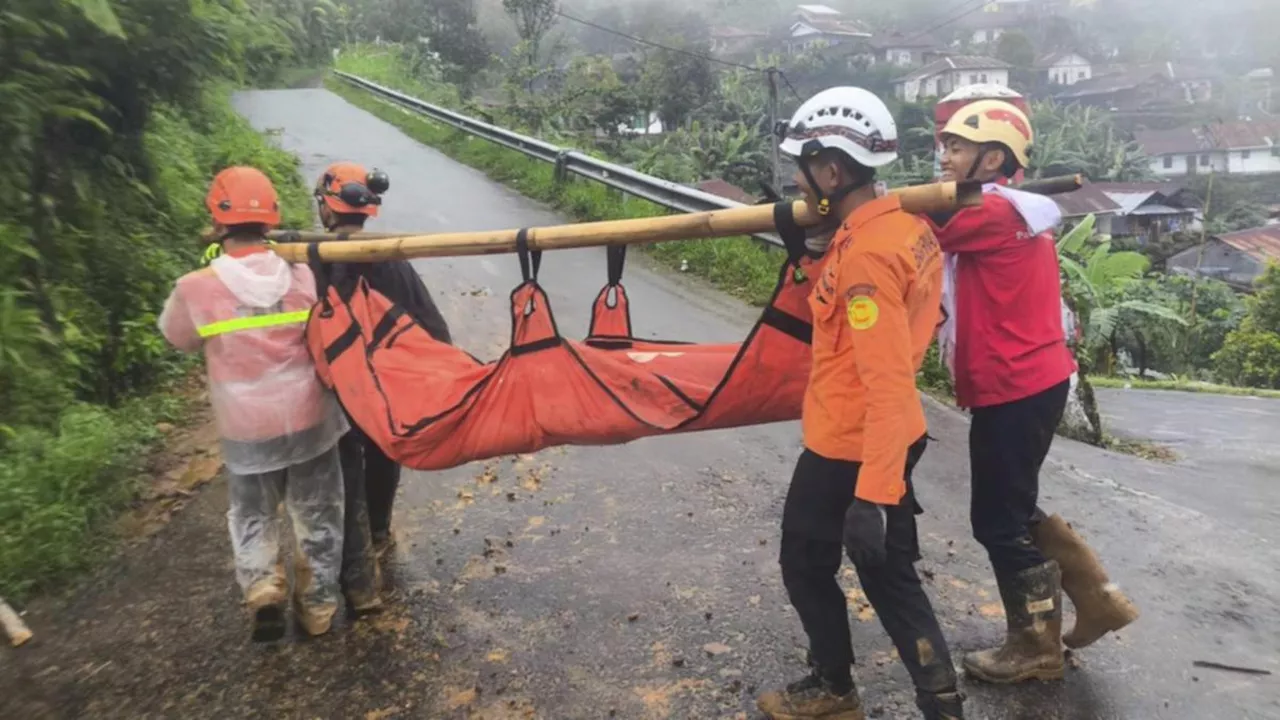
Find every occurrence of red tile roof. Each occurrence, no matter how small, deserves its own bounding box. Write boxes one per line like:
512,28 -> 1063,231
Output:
896,55 -> 1011,82
869,31 -> 938,50
1053,183 -> 1122,217
802,17 -> 873,36
1135,119 -> 1280,155
711,26 -> 766,39
696,179 -> 757,206
1215,226 -> 1280,263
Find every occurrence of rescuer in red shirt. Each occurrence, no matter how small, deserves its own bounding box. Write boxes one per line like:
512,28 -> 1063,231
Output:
930,100 -> 1139,684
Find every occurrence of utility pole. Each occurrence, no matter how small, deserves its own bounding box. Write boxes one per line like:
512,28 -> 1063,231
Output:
1187,169 -> 1215,329
767,67 -> 782,193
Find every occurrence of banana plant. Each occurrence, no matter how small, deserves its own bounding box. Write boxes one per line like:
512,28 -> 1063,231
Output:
1058,214 -> 1188,356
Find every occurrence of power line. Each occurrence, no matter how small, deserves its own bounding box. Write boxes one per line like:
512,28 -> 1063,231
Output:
778,70 -> 803,104
555,9 -> 762,72
903,0 -> 1000,45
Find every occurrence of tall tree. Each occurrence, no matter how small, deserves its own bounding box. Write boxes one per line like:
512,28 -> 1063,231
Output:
639,46 -> 717,131
502,0 -> 558,68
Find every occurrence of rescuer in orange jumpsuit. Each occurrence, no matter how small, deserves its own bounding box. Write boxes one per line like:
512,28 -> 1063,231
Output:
755,88 -> 962,720
314,162 -> 453,615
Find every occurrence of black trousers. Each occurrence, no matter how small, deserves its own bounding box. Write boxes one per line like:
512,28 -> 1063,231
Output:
338,425 -> 403,595
779,438 -> 956,695
363,437 -> 402,540
969,380 -> 1069,577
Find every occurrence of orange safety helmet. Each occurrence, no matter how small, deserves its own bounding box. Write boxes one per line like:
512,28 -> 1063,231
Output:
206,166 -> 281,227
315,162 -> 389,217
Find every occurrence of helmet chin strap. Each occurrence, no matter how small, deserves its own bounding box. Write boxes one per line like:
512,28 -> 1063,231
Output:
965,146 -> 990,181
801,157 -> 872,217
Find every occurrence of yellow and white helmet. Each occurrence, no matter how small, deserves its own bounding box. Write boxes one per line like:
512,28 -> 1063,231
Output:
939,99 -> 1033,168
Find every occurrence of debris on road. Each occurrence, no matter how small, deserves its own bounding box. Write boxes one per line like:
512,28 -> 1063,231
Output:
1,598 -> 32,647
1192,660 -> 1273,676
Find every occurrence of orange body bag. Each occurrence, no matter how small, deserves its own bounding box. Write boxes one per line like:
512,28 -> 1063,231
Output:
306,228 -> 824,471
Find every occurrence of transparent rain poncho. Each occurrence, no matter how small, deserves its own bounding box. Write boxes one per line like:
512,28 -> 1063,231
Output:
158,249 -> 348,474
159,248 -> 349,615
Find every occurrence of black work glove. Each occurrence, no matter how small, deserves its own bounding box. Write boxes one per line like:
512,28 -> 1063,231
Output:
843,498 -> 888,568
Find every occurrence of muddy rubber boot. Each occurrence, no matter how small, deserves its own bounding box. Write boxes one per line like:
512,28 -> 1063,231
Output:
293,596 -> 338,637
964,561 -> 1065,684
757,672 -> 866,720
291,539 -> 338,636
915,689 -> 965,720
245,578 -> 287,643
344,561 -> 384,616
1031,514 -> 1139,649
372,531 -> 396,562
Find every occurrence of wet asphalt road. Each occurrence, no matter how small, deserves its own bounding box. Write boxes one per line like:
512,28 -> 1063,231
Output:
1094,388 -> 1280,538
2,89 -> 1278,720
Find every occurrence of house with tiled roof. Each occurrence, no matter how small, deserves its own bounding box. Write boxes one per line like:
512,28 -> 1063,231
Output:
864,31 -> 940,68
1037,52 -> 1093,87
1136,119 -> 1280,177
786,5 -> 871,55
1053,62 -> 1218,111
1168,225 -> 1280,288
893,56 -> 1012,103
710,26 -> 767,57
1053,181 -> 1200,241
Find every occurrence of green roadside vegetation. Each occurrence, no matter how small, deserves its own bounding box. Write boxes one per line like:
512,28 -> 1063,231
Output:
1089,376 -> 1280,399
0,1 -> 325,603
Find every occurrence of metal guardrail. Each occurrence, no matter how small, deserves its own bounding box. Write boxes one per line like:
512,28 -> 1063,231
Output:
333,70 -> 784,247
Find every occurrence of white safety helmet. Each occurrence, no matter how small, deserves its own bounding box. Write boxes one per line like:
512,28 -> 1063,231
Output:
779,86 -> 899,168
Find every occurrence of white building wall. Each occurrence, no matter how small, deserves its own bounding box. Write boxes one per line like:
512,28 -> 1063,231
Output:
1049,57 -> 1092,85
1227,148 -> 1280,174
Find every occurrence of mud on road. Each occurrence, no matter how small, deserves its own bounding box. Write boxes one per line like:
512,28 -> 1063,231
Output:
2,89 -> 1278,720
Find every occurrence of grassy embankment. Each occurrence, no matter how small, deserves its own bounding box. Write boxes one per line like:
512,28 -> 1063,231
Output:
0,88 -> 312,603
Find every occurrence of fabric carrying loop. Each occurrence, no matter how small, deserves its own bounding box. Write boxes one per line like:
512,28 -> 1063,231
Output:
516,228 -> 542,283
307,242 -> 334,318
773,201 -> 808,265
607,245 -> 626,286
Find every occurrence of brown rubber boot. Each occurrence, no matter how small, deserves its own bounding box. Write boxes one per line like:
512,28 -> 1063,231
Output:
964,561 -> 1065,684
757,673 -> 865,720
1032,514 -> 1139,648
245,577 -> 287,643
294,598 -> 337,637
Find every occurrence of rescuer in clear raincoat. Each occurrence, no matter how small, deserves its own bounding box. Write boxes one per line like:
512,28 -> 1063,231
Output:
158,167 -> 348,641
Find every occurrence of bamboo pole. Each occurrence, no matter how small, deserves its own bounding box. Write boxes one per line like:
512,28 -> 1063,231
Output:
1018,174 -> 1084,196
270,180 -> 981,264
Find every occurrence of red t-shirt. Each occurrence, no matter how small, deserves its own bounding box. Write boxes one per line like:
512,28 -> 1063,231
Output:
926,194 -> 1076,408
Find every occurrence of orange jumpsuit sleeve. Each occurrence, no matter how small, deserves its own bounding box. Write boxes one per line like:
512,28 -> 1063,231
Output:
843,247 -> 915,506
